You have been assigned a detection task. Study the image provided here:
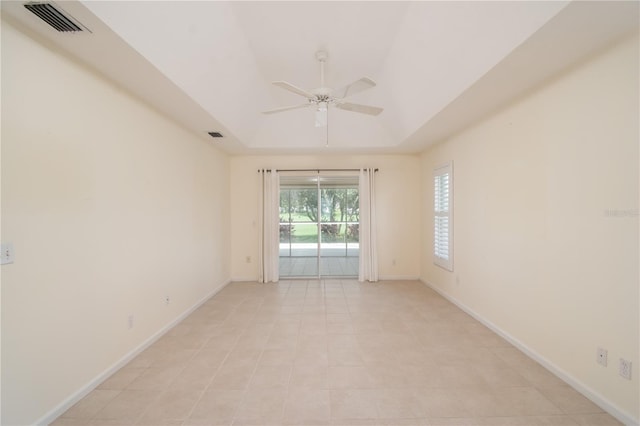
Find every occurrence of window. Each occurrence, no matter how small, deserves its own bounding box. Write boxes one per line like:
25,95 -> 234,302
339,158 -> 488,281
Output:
434,162 -> 453,271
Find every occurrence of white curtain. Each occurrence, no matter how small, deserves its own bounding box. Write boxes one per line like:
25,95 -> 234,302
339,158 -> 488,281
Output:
258,169 -> 280,283
358,168 -> 378,282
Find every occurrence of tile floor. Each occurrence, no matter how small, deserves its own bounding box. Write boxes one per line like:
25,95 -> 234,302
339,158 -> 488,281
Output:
52,280 -> 621,426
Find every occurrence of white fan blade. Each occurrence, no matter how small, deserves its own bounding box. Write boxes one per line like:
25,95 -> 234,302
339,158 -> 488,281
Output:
335,102 -> 383,116
272,81 -> 315,99
334,77 -> 376,98
262,103 -> 311,114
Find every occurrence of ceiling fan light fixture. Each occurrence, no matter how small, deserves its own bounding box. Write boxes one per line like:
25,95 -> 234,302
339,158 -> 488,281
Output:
315,105 -> 327,128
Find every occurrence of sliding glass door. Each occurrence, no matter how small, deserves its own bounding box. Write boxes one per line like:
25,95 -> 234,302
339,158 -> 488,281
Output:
279,175 -> 359,278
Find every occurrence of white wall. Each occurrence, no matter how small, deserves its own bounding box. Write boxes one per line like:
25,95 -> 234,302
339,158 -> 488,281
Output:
421,34 -> 639,423
230,155 -> 421,281
1,20 -> 231,425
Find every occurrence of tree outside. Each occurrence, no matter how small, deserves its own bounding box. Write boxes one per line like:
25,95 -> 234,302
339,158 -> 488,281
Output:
280,187 -> 359,245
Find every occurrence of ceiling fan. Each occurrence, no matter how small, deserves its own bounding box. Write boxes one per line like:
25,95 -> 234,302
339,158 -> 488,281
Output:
262,50 -> 383,127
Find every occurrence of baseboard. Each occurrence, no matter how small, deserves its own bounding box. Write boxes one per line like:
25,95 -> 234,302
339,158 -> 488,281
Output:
35,278 -> 232,426
378,275 -> 420,281
231,277 -> 422,282
230,276 -> 259,282
420,278 -> 638,426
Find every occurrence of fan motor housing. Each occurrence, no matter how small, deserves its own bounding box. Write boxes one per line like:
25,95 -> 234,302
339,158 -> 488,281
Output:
315,50 -> 328,62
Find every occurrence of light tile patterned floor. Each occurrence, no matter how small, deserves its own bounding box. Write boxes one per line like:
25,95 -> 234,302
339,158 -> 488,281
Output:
53,280 -> 621,426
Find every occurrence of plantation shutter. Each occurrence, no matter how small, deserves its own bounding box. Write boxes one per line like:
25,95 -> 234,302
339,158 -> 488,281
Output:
434,162 -> 453,271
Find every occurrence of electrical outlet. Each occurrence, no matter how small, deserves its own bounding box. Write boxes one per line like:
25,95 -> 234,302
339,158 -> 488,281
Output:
1,243 -> 15,265
619,358 -> 632,380
596,347 -> 608,366
164,296 -> 170,305
127,314 -> 134,330
246,256 -> 251,263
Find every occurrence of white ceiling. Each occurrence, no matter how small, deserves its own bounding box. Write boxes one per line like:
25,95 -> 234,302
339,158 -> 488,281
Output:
2,1 -> 638,154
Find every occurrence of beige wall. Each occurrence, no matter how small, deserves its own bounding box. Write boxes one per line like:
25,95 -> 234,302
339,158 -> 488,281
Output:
230,155 -> 421,281
1,21 -> 231,425
2,10 -> 637,426
421,34 -> 639,422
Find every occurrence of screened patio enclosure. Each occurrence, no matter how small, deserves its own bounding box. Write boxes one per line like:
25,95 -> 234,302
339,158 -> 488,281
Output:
279,174 -> 359,278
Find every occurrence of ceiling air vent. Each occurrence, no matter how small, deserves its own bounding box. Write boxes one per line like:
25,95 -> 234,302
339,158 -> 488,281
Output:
24,2 -> 85,32
208,132 -> 224,138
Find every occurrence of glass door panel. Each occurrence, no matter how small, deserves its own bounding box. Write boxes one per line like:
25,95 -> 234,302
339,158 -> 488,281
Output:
279,186 -> 318,277
319,184 -> 357,276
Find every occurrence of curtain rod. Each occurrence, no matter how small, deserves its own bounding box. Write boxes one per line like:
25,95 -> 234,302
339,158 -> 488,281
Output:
257,168 -> 378,172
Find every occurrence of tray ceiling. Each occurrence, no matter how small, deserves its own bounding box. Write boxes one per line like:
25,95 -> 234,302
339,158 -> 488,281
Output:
2,1 -> 638,154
